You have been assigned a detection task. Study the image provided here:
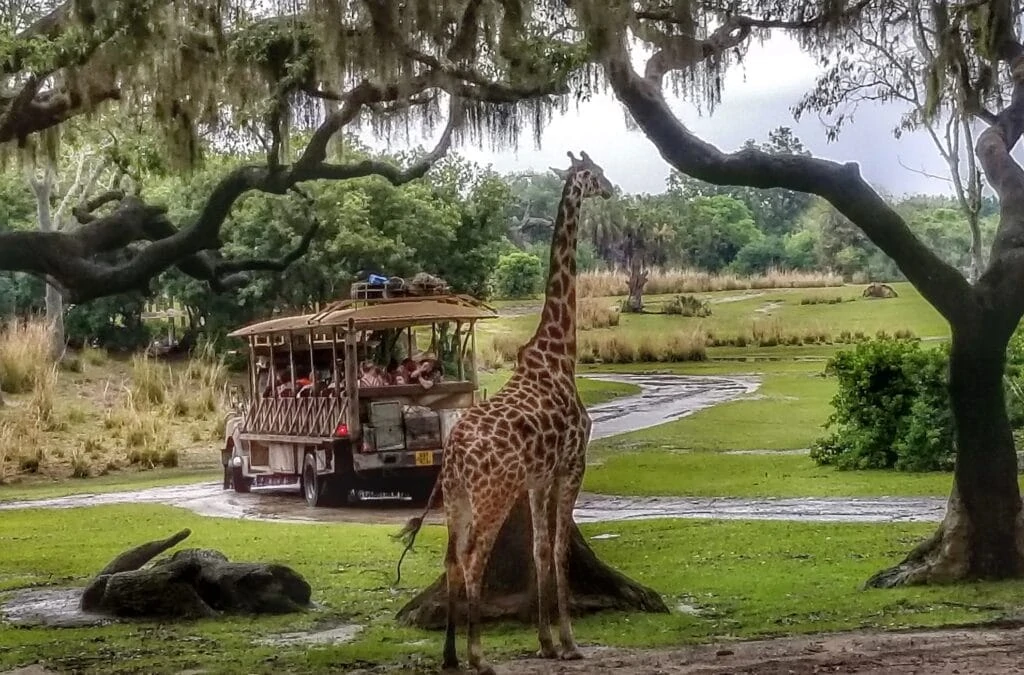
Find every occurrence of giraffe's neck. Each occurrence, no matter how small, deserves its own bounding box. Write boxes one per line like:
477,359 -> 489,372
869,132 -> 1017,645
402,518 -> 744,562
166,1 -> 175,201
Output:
531,176 -> 582,362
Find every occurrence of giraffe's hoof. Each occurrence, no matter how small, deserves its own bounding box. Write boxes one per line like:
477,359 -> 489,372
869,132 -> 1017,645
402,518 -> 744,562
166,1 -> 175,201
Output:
537,644 -> 559,659
559,646 -> 584,661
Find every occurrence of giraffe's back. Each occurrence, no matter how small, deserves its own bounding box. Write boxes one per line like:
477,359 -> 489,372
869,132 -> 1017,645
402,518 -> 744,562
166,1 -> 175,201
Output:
442,368 -> 588,493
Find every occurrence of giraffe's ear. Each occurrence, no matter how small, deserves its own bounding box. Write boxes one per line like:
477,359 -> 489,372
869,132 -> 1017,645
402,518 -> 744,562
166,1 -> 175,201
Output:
549,166 -> 570,180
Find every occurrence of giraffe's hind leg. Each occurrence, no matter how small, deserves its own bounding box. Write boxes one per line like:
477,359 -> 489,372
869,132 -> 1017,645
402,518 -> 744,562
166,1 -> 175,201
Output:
553,471 -> 584,660
443,490 -> 471,671
442,529 -> 464,670
529,486 -> 557,658
463,495 -> 516,675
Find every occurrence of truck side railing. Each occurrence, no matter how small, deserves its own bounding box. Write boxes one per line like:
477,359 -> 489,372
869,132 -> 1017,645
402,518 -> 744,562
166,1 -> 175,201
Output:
243,396 -> 343,438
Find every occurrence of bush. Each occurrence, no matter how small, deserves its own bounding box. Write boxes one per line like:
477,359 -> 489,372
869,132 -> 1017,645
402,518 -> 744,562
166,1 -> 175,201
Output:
491,252 -> 544,299
810,337 -> 955,472
578,298 -> 620,330
662,295 -> 711,317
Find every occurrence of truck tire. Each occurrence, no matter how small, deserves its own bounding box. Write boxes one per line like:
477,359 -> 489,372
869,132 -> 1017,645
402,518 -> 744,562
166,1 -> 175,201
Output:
302,453 -> 334,507
231,465 -> 251,493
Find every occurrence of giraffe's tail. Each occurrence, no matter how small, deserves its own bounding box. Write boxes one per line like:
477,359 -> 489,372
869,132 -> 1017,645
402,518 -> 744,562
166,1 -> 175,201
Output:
392,475 -> 443,586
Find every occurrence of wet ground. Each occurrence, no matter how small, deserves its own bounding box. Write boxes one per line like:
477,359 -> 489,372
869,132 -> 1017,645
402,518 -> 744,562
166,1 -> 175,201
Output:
0,373 -> 952,526
483,626 -> 1024,675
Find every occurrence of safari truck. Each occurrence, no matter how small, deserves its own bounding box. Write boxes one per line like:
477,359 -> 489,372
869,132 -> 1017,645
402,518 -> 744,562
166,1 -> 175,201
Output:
220,278 -> 497,507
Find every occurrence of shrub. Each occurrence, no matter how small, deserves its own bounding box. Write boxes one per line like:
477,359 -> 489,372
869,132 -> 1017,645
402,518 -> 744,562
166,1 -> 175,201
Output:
810,337 -> 955,472
799,296 -> 844,305
662,295 -> 712,317
578,298 -> 620,330
491,252 -> 544,299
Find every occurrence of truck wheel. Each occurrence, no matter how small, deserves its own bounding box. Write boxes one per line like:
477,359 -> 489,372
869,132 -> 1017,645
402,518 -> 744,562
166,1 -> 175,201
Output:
302,453 -> 330,507
231,465 -> 251,493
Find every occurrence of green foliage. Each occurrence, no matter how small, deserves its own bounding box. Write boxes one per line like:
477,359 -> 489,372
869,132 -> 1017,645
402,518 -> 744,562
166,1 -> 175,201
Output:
491,251 -> 543,299
64,294 -> 151,352
811,338 -> 956,472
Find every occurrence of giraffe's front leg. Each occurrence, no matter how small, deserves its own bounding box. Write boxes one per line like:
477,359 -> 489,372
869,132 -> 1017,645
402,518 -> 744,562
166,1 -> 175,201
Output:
529,487 -> 558,659
553,472 -> 584,661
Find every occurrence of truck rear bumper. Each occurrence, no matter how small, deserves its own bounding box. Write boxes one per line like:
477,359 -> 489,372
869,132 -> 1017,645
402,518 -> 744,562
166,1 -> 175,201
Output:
353,448 -> 441,472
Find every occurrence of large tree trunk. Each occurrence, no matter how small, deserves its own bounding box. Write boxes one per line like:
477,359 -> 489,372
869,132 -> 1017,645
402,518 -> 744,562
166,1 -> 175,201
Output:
29,167 -> 65,359
45,282 -> 64,359
867,326 -> 1024,587
396,497 -> 668,628
623,258 -> 648,314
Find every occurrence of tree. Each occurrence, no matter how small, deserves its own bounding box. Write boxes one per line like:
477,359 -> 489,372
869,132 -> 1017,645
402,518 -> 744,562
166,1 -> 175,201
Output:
620,194 -> 674,311
665,127 -> 816,236
0,1 -> 668,633
26,141 -> 117,357
793,2 -> 988,281
0,0 -> 584,302
589,0 -> 1024,584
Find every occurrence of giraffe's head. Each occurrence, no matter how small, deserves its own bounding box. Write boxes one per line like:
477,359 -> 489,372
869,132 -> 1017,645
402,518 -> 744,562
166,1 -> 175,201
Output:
550,151 -> 614,200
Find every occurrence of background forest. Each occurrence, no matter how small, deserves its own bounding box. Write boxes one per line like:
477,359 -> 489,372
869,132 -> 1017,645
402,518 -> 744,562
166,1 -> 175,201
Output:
0,124 -> 994,352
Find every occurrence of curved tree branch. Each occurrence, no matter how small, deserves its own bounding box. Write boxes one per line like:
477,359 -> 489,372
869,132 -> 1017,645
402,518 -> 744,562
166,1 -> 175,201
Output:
599,32 -> 972,324
0,90 -> 465,303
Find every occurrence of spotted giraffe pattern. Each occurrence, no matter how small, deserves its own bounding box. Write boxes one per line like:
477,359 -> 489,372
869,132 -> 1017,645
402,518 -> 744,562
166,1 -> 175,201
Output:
437,151 -> 614,675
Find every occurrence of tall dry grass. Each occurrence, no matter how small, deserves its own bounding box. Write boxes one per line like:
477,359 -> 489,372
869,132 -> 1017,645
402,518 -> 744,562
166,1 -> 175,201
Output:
578,298 -> 621,330
0,319 -> 53,394
578,268 -> 844,298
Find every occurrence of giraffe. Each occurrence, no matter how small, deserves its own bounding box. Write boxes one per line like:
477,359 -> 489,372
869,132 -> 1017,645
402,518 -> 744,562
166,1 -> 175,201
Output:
396,151 -> 613,675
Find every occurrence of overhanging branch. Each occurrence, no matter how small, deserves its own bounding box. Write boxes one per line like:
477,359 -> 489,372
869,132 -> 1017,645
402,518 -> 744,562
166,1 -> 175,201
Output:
0,91 -> 465,303
602,42 -> 971,324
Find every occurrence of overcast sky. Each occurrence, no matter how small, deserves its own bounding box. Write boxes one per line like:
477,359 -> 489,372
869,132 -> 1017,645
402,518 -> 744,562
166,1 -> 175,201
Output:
358,34 -> 982,198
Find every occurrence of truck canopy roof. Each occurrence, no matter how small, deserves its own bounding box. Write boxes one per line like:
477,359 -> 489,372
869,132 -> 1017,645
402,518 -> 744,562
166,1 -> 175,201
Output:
228,294 -> 497,340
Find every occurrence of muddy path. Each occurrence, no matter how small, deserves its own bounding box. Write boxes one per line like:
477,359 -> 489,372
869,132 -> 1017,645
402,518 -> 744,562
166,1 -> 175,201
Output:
0,373 -> 952,525
479,625 -> 1024,675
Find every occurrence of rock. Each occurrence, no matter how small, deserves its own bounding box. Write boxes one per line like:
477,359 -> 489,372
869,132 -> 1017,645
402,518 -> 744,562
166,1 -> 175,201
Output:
1017,451 -> 1024,474
862,283 -> 899,299
80,530 -> 311,619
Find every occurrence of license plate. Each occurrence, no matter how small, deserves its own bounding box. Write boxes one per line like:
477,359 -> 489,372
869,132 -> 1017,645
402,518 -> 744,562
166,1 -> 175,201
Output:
415,451 -> 434,466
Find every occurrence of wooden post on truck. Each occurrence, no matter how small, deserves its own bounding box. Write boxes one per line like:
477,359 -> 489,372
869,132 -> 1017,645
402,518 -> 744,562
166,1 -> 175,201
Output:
344,319 -> 359,441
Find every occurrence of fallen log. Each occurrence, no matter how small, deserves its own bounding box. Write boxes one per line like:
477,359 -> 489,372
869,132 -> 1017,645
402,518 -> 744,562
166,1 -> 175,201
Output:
80,529 -> 311,619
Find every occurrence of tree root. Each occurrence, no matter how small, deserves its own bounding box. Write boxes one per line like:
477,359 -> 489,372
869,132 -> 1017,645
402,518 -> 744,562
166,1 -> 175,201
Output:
396,499 -> 668,629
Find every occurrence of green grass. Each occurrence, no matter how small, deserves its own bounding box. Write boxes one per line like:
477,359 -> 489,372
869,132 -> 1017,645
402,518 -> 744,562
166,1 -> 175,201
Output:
592,361 -> 833,454
483,283 -> 948,346
584,451 -> 956,498
579,359 -> 967,499
2,504 -> 1023,674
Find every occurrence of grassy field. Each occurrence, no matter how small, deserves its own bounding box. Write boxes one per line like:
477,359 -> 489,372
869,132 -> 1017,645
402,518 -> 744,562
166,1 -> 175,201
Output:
2,504 -> 1023,675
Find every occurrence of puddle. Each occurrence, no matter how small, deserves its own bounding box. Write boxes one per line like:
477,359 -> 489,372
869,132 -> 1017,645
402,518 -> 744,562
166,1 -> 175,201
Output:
755,301 -> 783,314
584,374 -> 760,441
572,494 -> 947,524
256,624 -> 363,646
1,588 -> 110,627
